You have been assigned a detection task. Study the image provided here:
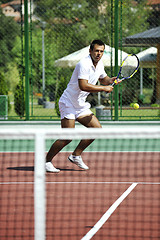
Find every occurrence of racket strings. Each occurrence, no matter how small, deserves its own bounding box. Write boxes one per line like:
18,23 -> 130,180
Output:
121,55 -> 139,78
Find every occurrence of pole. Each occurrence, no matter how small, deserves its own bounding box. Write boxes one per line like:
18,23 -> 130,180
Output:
140,68 -> 143,95
24,0 -> 30,120
156,44 -> 160,103
41,22 -> 46,106
114,0 -> 119,121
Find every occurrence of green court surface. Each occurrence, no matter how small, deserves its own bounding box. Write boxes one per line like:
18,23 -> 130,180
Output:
0,138 -> 160,152
0,121 -> 159,152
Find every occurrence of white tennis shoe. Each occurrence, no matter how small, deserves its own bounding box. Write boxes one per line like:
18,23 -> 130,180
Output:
68,154 -> 89,170
45,162 -> 60,173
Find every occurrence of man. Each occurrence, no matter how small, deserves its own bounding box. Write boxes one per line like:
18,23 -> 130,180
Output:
46,39 -> 119,173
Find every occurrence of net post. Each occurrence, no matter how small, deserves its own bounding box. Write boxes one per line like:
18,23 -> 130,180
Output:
34,132 -> 46,240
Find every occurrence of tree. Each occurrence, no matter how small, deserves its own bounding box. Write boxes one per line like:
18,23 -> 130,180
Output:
121,0 -> 150,38
55,72 -> 70,116
32,0 -> 151,108
0,72 -> 8,95
33,0 -> 151,54
0,8 -> 20,70
5,63 -> 20,92
14,81 -> 25,117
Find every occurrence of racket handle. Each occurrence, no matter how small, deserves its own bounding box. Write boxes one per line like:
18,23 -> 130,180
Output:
112,79 -> 118,86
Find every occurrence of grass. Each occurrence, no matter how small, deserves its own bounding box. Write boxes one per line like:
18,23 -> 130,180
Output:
118,109 -> 160,120
7,103 -> 60,120
6,104 -> 160,121
3,92 -> 160,121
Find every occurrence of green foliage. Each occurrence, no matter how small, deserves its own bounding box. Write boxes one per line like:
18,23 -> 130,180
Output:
121,0 -> 151,53
32,0 -> 153,112
151,104 -> 159,108
0,72 -> 8,95
0,0 -> 157,119
0,8 -> 20,70
14,81 -> 25,117
122,0 -> 150,36
55,98 -> 60,117
11,36 -> 23,74
130,103 -> 135,107
28,25 -> 58,94
5,63 -> 20,92
55,69 -> 71,116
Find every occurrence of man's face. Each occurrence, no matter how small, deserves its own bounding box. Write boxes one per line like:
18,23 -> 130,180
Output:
89,44 -> 105,64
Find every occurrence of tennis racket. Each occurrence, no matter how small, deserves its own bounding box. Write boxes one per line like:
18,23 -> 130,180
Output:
112,54 -> 139,86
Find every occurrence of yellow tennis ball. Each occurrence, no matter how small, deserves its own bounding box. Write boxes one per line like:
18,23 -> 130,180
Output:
134,103 -> 139,109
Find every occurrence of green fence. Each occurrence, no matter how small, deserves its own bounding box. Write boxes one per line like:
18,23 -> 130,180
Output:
0,0 -> 160,121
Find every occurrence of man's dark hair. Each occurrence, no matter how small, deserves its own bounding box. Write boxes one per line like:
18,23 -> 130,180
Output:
90,39 -> 105,51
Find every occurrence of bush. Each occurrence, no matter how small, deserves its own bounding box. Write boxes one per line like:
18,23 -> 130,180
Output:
14,81 -> 25,117
55,75 -> 69,116
55,97 -> 60,116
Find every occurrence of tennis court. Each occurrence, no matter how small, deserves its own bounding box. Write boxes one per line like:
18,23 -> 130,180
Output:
0,123 -> 160,240
1,1 -> 160,239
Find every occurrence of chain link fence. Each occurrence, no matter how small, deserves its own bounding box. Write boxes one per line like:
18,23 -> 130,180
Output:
0,0 -> 160,121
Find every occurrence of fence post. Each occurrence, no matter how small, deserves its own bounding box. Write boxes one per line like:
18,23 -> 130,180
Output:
114,0 -> 119,121
24,0 -> 30,120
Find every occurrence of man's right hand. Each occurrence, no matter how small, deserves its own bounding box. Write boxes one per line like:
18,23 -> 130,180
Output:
103,85 -> 114,93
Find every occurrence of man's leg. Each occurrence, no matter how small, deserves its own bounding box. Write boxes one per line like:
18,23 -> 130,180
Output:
67,114 -> 101,170
72,114 -> 101,156
77,114 -> 102,128
46,118 -> 75,162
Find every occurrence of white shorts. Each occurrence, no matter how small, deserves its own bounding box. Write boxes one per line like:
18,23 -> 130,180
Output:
59,101 -> 92,120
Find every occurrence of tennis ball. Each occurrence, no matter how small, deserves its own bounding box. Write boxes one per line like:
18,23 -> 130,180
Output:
133,103 -> 139,109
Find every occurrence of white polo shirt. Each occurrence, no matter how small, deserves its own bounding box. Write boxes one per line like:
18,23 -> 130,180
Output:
59,55 -> 107,109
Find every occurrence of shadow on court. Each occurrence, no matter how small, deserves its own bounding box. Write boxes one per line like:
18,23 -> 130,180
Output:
7,166 -> 82,172
7,166 -> 34,171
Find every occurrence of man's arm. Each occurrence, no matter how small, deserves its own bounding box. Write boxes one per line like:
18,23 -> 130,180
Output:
99,75 -> 117,85
78,79 -> 113,93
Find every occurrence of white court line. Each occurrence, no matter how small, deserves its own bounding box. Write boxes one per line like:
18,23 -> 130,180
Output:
46,181 -> 160,185
81,183 -> 138,240
0,181 -> 160,185
0,182 -> 34,185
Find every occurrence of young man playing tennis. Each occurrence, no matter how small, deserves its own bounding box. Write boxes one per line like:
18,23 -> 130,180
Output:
46,39 -> 119,172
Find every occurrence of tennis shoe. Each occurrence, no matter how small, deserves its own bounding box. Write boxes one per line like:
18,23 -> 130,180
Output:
45,162 -> 60,173
68,154 -> 89,170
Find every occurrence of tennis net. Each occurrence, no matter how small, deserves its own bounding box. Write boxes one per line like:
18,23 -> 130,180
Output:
0,125 -> 160,240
